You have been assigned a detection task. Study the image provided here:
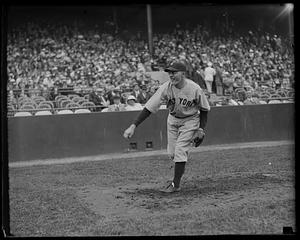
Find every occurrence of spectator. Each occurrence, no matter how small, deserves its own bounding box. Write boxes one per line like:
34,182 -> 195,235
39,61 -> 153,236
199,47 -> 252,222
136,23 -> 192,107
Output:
89,87 -> 109,110
106,94 -> 126,112
125,95 -> 143,111
222,71 -> 234,95
204,62 -> 216,93
214,64 -> 223,95
190,65 -> 207,89
244,92 -> 260,105
136,85 -> 151,104
106,87 -> 125,105
6,18 -> 294,111
131,84 -> 141,100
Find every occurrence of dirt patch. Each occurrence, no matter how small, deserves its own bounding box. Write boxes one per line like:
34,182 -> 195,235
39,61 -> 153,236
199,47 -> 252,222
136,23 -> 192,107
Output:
77,171 -> 294,235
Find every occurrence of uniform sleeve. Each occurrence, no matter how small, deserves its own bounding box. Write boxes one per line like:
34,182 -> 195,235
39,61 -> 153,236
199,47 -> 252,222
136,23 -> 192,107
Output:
144,82 -> 168,113
198,88 -> 211,111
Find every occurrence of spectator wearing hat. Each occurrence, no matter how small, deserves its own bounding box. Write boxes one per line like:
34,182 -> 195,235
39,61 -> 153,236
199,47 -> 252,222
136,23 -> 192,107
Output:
106,86 -> 125,105
204,62 -> 216,93
106,94 -> 126,112
136,85 -> 151,104
125,95 -> 143,111
89,87 -> 109,111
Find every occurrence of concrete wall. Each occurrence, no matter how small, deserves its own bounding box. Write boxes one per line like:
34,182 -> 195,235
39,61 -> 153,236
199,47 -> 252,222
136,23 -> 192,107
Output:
8,103 -> 294,162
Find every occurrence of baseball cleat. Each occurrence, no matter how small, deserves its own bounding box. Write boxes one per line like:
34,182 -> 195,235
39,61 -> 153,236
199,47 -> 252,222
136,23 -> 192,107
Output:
161,182 -> 181,193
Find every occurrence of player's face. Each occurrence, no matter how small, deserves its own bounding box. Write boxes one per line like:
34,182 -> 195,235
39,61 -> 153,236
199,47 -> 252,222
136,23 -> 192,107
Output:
169,71 -> 184,86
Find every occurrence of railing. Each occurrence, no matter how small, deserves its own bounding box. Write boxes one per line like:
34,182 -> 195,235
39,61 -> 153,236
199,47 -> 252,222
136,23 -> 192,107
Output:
7,104 -> 107,117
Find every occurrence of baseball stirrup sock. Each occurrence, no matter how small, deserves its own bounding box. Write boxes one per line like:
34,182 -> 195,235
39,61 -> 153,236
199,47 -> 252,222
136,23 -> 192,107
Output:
173,162 -> 186,188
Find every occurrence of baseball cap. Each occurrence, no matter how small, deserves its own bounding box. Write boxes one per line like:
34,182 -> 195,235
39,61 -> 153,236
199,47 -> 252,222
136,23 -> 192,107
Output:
127,95 -> 136,102
164,62 -> 186,72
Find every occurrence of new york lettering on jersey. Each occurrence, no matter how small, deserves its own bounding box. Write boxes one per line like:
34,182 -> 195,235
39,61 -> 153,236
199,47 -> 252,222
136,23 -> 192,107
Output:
145,79 -> 210,117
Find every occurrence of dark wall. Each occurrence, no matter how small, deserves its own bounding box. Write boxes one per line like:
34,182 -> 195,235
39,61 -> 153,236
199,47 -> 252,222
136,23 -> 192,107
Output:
8,103 -> 294,162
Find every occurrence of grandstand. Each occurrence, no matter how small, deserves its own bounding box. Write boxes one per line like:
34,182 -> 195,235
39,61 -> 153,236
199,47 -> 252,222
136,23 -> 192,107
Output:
6,5 -> 294,116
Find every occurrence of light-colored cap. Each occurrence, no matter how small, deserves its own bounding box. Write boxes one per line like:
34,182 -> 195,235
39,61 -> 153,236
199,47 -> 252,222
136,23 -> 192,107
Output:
127,95 -> 136,101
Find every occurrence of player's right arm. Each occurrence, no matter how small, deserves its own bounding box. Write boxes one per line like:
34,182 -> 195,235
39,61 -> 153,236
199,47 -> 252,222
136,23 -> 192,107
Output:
123,82 -> 169,139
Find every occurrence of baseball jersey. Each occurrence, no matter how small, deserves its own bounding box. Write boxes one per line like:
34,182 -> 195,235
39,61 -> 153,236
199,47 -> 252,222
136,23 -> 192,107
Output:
145,79 -> 210,118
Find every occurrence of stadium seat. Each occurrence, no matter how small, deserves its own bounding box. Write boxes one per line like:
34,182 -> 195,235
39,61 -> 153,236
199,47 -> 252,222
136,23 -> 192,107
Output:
38,101 -> 53,109
66,102 -> 80,110
77,99 -> 88,105
37,104 -> 52,110
276,90 -> 287,97
35,110 -> 52,116
57,109 -> 73,114
101,108 -> 108,112
57,98 -> 69,108
81,102 -> 96,111
18,96 -> 29,102
44,101 -> 54,108
60,100 -> 73,108
8,103 -> 15,111
259,100 -> 268,104
14,112 -> 32,117
20,104 -> 35,110
259,93 -> 271,99
268,100 -> 281,104
55,96 -> 68,106
32,96 -> 46,104
74,109 -> 91,114
20,99 -> 37,108
55,95 -> 68,102
72,97 -> 85,103
270,94 -> 281,99
68,94 -> 80,100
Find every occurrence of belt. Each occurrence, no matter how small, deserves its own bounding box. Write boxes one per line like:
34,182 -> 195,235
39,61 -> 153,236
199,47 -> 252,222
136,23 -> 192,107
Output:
170,113 -> 197,119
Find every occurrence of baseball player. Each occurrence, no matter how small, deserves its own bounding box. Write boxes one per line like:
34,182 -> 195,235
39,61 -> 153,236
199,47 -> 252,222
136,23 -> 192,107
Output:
123,61 -> 210,193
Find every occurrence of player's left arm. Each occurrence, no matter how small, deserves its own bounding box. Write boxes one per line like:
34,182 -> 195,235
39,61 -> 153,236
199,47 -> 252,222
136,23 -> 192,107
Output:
199,109 -> 208,130
193,89 -> 210,147
198,88 -> 210,131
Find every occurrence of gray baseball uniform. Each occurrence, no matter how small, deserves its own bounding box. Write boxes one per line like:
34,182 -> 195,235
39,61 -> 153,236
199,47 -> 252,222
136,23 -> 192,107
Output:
145,79 -> 210,162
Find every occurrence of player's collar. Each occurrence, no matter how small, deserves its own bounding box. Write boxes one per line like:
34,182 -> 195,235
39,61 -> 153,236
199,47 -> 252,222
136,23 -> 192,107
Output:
173,78 -> 187,89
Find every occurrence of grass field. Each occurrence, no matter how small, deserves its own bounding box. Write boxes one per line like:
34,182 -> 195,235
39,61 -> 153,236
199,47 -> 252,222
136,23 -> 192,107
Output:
9,143 -> 295,236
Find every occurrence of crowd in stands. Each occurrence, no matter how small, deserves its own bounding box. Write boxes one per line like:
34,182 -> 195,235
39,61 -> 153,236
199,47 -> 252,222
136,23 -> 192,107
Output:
7,19 -> 294,116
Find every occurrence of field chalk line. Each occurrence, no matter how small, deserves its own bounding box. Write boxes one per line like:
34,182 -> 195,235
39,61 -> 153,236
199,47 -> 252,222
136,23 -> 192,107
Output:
9,140 -> 294,168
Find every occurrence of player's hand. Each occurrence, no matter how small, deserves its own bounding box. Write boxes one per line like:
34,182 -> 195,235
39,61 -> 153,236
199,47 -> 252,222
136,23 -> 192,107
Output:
193,128 -> 205,147
123,124 -> 136,139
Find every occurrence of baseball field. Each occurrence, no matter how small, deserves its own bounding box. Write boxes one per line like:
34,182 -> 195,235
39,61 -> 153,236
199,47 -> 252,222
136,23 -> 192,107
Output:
9,141 -> 295,236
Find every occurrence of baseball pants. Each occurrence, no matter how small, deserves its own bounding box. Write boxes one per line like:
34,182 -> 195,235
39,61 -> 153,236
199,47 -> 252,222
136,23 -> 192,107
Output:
167,114 -> 199,162
205,81 -> 213,93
